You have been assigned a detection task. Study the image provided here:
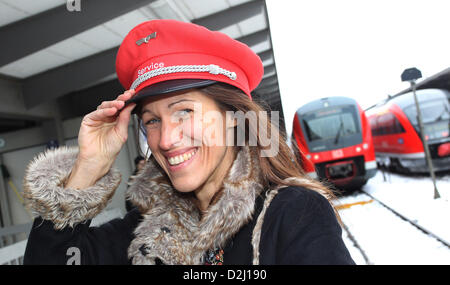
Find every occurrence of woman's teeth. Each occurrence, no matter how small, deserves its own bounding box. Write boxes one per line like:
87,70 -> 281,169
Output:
168,149 -> 197,166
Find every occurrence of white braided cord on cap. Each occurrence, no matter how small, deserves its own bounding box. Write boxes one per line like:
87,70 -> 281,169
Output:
130,64 -> 237,90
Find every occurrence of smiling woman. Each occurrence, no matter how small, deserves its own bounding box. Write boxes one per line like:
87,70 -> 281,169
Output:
22,19 -> 354,265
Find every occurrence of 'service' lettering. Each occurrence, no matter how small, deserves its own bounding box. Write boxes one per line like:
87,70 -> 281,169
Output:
138,62 -> 165,75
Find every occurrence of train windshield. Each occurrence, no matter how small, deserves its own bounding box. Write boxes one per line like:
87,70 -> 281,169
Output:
300,105 -> 362,151
403,99 -> 450,140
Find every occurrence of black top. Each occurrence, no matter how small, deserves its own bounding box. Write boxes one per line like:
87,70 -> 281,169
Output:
24,186 -> 354,265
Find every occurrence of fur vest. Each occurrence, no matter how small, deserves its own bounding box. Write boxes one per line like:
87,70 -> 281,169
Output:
23,146 -> 284,265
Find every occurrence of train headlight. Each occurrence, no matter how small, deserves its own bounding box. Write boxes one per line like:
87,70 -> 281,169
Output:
363,143 -> 369,150
306,154 -> 311,159
313,154 -> 319,160
356,146 -> 362,152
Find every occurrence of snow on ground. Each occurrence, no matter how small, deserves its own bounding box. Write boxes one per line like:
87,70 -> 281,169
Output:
363,170 -> 450,245
339,193 -> 450,264
337,170 -> 450,265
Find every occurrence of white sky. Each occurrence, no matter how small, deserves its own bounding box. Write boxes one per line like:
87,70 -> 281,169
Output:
266,0 -> 450,137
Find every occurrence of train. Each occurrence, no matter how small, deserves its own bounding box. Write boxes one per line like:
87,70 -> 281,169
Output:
366,88 -> 450,173
292,96 -> 377,190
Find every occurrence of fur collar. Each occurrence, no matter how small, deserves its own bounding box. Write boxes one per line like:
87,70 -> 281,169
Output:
126,146 -> 264,265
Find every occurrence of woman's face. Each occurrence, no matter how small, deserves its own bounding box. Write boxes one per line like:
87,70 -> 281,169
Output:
140,90 -> 235,193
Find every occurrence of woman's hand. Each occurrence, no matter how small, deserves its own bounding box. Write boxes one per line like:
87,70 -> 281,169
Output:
66,90 -> 137,190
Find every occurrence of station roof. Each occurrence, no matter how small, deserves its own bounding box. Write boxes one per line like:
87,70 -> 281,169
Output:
395,67 -> 450,96
0,0 -> 283,133
365,67 -> 450,112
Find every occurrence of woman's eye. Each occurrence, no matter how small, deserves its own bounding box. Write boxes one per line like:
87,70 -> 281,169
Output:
144,118 -> 160,128
179,109 -> 193,116
175,109 -> 193,120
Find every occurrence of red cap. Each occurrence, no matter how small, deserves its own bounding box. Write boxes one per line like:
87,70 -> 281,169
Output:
116,19 -> 264,102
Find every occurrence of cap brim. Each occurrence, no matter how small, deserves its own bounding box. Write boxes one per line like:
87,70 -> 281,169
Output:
125,79 -> 216,113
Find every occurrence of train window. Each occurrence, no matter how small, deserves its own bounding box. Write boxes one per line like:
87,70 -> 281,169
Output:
403,99 -> 450,140
302,106 -> 359,142
404,99 -> 450,125
372,113 -> 405,136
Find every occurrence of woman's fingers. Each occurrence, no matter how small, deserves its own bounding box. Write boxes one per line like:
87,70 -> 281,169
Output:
83,107 -> 119,126
118,89 -> 136,102
97,100 -> 124,111
85,89 -> 136,124
115,103 -> 136,140
96,89 -> 136,111
80,89 -> 137,137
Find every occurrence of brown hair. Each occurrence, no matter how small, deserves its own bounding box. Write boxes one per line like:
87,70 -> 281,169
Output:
199,83 -> 340,218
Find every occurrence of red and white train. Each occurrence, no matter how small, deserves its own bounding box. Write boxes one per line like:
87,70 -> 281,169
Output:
366,88 -> 450,173
292,97 -> 377,190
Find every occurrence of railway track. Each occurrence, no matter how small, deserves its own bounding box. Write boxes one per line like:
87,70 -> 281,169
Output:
338,189 -> 450,264
359,190 -> 450,249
